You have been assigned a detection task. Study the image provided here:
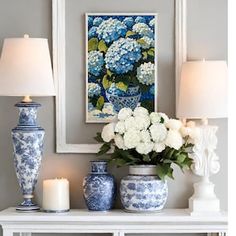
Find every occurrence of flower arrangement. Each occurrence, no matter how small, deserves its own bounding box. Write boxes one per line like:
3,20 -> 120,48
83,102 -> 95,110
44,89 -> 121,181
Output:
95,107 -> 194,180
87,15 -> 157,122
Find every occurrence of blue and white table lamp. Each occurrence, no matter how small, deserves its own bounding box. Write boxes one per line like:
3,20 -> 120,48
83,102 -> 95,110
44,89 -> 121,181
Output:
0,35 -> 55,212
177,60 -> 227,215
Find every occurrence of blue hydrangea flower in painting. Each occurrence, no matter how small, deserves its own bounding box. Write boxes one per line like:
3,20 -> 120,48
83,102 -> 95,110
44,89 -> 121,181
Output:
133,23 -> 154,38
93,17 -> 103,26
149,18 -> 155,29
139,36 -> 154,49
88,16 -> 93,28
97,18 -> 127,44
88,82 -> 101,98
123,17 -> 134,29
88,51 -> 104,76
135,16 -> 146,24
88,26 -> 98,39
149,84 -> 155,95
105,38 -> 141,74
137,62 -> 155,85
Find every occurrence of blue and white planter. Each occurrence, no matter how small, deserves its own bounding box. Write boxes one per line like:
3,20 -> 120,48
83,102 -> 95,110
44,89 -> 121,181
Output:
120,165 -> 168,212
12,102 -> 44,212
83,160 -> 116,211
106,84 -> 141,112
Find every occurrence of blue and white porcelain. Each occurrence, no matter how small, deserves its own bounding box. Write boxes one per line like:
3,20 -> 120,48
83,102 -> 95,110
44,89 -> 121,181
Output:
106,84 -> 141,112
83,160 -> 116,211
12,102 -> 45,212
120,165 -> 168,212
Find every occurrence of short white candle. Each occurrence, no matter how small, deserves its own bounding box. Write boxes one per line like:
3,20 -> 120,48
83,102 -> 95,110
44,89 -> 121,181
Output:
42,178 -> 70,212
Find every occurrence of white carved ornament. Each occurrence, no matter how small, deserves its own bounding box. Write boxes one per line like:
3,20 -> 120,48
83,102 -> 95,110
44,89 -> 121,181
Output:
190,125 -> 220,177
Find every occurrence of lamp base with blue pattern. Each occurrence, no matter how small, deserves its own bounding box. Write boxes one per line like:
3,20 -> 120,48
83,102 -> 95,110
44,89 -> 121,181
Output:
12,102 -> 45,212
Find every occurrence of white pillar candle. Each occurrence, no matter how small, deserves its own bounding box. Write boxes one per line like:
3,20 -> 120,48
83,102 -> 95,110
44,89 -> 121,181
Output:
42,178 -> 70,212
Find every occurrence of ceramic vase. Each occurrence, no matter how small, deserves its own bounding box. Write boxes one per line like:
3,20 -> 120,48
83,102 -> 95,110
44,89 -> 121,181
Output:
12,102 -> 44,211
120,165 -> 168,212
83,160 -> 116,211
105,84 -> 141,112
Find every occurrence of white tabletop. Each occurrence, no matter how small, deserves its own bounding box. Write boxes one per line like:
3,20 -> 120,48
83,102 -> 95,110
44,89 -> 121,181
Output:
0,207 -> 227,223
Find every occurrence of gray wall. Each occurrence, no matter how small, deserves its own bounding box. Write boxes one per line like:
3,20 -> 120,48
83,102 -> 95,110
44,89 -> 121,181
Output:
0,0 -> 227,235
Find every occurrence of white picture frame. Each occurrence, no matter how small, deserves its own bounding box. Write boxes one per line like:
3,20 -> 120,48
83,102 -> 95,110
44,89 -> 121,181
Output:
53,0 -> 187,153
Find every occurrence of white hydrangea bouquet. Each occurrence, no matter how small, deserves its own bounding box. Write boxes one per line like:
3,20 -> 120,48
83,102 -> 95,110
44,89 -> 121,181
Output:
95,106 -> 193,180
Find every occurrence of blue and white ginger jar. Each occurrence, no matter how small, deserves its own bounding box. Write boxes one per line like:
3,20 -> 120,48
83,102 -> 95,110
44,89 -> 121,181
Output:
83,160 -> 116,211
120,165 -> 168,212
106,84 -> 141,112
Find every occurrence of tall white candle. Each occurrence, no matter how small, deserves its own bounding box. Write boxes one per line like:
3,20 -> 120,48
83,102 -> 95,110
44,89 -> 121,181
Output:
42,178 -> 70,212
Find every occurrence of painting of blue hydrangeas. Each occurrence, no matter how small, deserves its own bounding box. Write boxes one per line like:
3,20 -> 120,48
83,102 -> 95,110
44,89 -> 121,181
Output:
86,14 -> 157,123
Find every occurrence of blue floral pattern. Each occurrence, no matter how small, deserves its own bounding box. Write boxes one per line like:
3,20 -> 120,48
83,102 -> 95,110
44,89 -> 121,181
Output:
120,173 -> 168,212
12,102 -> 44,211
83,161 -> 116,211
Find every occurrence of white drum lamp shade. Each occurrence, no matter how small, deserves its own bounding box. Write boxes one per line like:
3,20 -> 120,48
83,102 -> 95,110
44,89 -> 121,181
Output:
177,60 -> 227,119
0,35 -> 55,96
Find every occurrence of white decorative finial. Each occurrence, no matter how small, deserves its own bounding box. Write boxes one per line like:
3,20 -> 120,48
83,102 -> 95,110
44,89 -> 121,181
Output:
24,34 -> 29,39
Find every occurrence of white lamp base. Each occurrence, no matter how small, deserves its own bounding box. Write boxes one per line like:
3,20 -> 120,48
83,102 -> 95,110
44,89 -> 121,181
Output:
189,178 -> 220,216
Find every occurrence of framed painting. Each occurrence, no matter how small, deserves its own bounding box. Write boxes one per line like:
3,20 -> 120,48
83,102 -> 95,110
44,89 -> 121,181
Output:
53,0 -> 187,153
86,13 -> 158,123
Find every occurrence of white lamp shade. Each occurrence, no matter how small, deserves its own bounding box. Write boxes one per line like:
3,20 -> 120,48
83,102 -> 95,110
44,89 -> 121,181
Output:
177,60 -> 227,119
0,36 -> 55,96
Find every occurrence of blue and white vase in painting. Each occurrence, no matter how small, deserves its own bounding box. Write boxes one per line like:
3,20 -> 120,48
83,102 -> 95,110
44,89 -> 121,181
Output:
12,102 -> 45,212
83,160 -> 116,211
105,84 -> 141,112
120,165 -> 168,212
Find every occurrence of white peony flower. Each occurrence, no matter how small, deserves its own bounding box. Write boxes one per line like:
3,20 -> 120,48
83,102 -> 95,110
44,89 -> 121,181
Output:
114,134 -> 127,150
134,115 -> 150,130
166,119 -> 182,130
118,107 -> 133,121
149,123 -> 167,142
124,116 -> 136,130
158,112 -> 169,124
115,121 -> 126,134
140,130 -> 151,143
150,112 -> 161,124
136,142 -> 154,155
101,123 -> 115,142
133,106 -> 149,117
123,129 -> 141,149
153,142 -> 165,153
165,130 -> 183,150
188,127 -> 201,144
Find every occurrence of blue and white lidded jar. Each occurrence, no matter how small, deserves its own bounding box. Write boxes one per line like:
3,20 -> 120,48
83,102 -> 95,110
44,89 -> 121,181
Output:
83,160 -> 116,211
120,165 -> 168,212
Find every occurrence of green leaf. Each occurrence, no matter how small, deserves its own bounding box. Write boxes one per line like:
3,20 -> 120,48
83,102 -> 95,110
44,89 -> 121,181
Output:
160,117 -> 164,124
126,31 -> 136,37
97,143 -> 111,156
94,132 -> 103,143
147,48 -> 155,57
167,167 -> 174,179
156,164 -> 169,180
98,40 -> 108,53
137,39 -> 146,45
102,75 -> 112,89
142,51 -> 148,60
88,38 -> 98,51
116,82 -> 128,92
96,96 -> 104,110
107,69 -> 113,77
177,154 -> 186,164
143,154 -> 151,162
111,158 -> 128,167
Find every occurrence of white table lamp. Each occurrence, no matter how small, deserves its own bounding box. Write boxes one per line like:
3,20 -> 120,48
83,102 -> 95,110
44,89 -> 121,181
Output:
177,60 -> 227,215
0,35 -> 55,211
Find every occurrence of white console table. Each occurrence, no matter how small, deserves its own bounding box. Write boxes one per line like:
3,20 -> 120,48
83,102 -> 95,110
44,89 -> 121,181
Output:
0,208 -> 227,236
